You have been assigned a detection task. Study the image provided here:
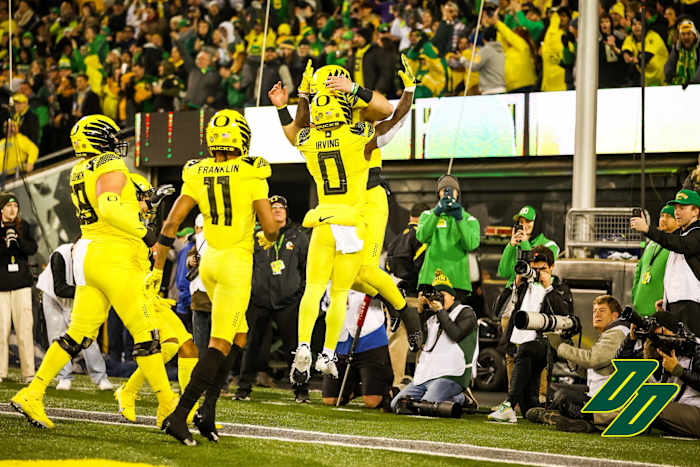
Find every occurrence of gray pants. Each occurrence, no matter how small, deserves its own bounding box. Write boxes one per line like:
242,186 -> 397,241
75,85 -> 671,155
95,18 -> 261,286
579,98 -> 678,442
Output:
43,294 -> 107,384
655,402 -> 700,438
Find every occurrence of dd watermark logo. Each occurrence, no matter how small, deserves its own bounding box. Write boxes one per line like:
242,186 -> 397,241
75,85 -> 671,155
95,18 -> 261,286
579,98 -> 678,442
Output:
582,359 -> 679,437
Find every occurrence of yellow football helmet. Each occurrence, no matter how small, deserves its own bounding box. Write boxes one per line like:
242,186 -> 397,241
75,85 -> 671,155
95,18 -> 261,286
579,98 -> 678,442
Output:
310,90 -> 351,129
70,114 -> 127,157
206,109 -> 251,157
312,65 -> 351,95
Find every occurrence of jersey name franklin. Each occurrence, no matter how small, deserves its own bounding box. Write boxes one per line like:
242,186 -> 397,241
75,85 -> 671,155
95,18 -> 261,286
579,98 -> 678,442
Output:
196,165 -> 240,175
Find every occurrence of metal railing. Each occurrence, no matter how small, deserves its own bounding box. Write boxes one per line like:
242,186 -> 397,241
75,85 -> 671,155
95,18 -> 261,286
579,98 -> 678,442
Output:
565,208 -> 649,256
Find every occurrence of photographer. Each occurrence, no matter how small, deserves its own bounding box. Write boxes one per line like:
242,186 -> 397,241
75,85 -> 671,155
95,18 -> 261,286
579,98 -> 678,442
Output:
416,175 -> 480,306
528,295 -> 629,433
391,270 -> 478,415
631,189 -> 700,335
489,246 -> 574,423
617,311 -> 700,438
0,192 -> 37,383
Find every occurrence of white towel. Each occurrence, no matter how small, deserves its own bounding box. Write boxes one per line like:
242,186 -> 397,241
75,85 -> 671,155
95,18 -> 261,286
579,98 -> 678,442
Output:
330,224 -> 363,254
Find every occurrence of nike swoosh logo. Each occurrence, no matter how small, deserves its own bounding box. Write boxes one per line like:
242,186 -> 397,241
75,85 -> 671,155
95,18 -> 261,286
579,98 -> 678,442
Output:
319,216 -> 334,223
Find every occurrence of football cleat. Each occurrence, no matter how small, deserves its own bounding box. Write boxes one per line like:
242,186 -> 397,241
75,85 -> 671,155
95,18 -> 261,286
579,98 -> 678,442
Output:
314,353 -> 338,378
10,388 -> 54,429
162,413 -> 197,446
294,386 -> 310,404
114,384 -> 137,423
156,394 -> 179,428
290,344 -> 312,384
193,404 -> 219,442
488,401 -> 517,423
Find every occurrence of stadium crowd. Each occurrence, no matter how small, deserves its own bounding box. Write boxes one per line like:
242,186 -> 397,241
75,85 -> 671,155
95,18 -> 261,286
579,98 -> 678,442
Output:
4,0 -> 700,168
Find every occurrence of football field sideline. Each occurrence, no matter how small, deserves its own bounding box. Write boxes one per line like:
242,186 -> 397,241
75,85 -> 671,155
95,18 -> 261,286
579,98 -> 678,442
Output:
0,404 -> 673,467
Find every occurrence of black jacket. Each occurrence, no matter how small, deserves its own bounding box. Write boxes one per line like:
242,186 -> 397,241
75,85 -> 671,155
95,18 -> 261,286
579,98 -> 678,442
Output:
500,276 -> 574,347
386,221 -> 425,293
0,219 -> 38,291
250,222 -> 309,310
348,44 -> 394,97
422,301 -> 477,344
646,220 -> 700,281
49,251 -> 75,299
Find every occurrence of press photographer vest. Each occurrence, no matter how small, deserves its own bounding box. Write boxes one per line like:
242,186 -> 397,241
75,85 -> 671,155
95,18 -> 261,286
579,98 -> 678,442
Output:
36,243 -> 74,310
413,304 -> 478,388
587,324 -> 630,397
664,226 -> 700,305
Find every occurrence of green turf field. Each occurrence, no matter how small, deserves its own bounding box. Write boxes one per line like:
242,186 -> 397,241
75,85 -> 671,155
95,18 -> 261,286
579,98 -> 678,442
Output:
0,371 -> 698,466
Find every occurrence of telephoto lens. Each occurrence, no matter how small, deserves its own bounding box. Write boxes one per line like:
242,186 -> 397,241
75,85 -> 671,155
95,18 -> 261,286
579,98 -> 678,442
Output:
395,399 -> 462,418
513,311 -> 581,335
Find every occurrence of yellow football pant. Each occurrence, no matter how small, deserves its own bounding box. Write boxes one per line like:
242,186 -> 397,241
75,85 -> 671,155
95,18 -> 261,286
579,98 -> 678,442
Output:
199,245 -> 251,344
30,240 -> 173,403
352,186 -> 406,310
298,224 -> 364,350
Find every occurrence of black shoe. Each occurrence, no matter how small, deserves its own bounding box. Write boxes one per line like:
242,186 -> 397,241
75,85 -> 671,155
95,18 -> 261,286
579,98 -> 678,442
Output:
294,387 -> 310,404
526,407 -> 562,425
556,417 -> 596,433
193,404 -> 220,442
162,413 -> 197,446
233,387 -> 251,401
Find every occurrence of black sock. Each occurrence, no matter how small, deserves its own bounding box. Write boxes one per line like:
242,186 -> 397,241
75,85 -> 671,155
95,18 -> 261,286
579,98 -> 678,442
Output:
203,345 -> 242,410
174,347 -> 225,419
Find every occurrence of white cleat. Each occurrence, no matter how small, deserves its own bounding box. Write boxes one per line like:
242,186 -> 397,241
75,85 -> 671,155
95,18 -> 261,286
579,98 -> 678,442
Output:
290,344 -> 312,384
56,379 -> 72,391
488,401 -> 517,423
314,353 -> 338,379
98,378 -> 115,391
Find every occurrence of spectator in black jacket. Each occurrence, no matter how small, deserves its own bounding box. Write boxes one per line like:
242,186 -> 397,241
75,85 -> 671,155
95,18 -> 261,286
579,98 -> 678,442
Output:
71,74 -> 102,122
489,245 -> 574,423
7,93 -> 39,145
632,189 -> 700,335
665,17 -> 700,87
386,202 -> 429,296
348,26 -> 394,97
599,13 -> 626,88
175,28 -> 220,109
0,193 -> 38,383
234,195 -> 310,403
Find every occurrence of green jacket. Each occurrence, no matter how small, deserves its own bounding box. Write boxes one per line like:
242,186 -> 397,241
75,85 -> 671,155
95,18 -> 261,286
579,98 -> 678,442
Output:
221,75 -> 246,109
416,209 -> 480,291
504,11 -> 544,43
632,240 -> 670,316
497,233 -> 559,286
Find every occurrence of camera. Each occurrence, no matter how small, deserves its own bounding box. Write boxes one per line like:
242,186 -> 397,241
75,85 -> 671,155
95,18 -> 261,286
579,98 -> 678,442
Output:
621,306 -> 698,357
421,285 -> 444,306
185,253 -> 200,281
514,310 -> 582,338
632,208 -> 642,218
514,250 -> 540,282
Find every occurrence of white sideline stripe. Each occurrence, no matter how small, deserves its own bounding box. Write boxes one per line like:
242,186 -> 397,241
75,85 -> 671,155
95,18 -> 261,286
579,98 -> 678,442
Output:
0,405 -> 675,467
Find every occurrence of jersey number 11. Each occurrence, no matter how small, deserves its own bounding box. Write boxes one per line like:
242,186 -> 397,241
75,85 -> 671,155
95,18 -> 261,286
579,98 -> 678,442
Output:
203,176 -> 233,226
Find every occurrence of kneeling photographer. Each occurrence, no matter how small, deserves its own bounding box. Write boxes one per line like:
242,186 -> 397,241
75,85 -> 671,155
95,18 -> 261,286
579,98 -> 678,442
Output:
617,310 -> 700,438
391,270 -> 478,418
528,295 -> 629,433
489,246 -> 574,423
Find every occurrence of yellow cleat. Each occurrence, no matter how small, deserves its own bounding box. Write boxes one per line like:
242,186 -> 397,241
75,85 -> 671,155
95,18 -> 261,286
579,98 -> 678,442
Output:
186,401 -> 199,425
156,394 -> 179,428
114,385 -> 137,423
10,388 -> 54,429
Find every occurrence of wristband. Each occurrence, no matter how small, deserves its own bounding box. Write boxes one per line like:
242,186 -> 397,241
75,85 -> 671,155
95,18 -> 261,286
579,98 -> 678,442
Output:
158,233 -> 175,247
277,106 -> 293,126
298,92 -> 309,101
403,85 -> 416,93
351,82 -> 359,95
356,86 -> 373,103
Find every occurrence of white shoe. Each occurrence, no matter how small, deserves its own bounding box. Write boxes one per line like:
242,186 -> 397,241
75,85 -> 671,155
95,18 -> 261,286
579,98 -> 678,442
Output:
290,344 -> 312,384
56,379 -> 72,391
314,353 -> 338,379
98,378 -> 115,391
488,400 -> 517,423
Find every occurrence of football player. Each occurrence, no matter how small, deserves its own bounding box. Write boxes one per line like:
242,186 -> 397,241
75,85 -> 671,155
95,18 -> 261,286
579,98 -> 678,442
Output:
269,82 -> 374,383
113,173 -> 199,427
145,109 -> 279,445
11,115 -> 179,429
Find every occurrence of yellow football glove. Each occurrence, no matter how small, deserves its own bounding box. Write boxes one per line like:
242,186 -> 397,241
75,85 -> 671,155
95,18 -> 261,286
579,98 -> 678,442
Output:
398,54 -> 418,90
149,295 -> 176,314
144,268 -> 163,295
256,230 -> 275,250
298,59 -> 314,96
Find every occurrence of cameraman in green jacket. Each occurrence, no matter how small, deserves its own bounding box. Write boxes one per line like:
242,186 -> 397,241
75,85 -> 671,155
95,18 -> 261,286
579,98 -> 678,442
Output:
416,174 -> 480,305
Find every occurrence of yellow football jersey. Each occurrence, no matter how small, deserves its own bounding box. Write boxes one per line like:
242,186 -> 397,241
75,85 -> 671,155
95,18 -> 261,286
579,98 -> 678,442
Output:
180,156 -> 270,251
69,152 -> 145,246
296,122 -> 374,207
349,96 -> 382,169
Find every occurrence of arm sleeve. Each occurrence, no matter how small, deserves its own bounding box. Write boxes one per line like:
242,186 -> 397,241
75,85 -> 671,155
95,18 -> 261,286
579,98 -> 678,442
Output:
416,211 -> 438,244
456,212 -> 481,252
436,306 -> 476,342
557,329 -> 626,370
377,110 -> 409,148
646,225 -> 700,255
97,192 -> 148,239
50,252 -> 75,299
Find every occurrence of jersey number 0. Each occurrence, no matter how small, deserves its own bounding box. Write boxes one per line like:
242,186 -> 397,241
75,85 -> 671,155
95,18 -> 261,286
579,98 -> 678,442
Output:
203,176 -> 233,226
318,150 -> 348,195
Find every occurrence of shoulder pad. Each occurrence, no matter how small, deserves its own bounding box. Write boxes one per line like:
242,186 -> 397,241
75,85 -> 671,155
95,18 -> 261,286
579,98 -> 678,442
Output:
296,127 -> 311,146
94,152 -> 121,169
253,156 -> 270,169
240,156 -> 256,166
252,156 -> 271,178
184,159 -> 203,169
350,121 -> 374,138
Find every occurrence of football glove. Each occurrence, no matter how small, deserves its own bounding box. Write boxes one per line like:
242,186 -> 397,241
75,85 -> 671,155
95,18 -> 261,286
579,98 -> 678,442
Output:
398,54 -> 418,91
298,59 -> 314,97
149,294 -> 176,314
256,231 -> 275,250
148,184 -> 176,211
144,268 -> 163,295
